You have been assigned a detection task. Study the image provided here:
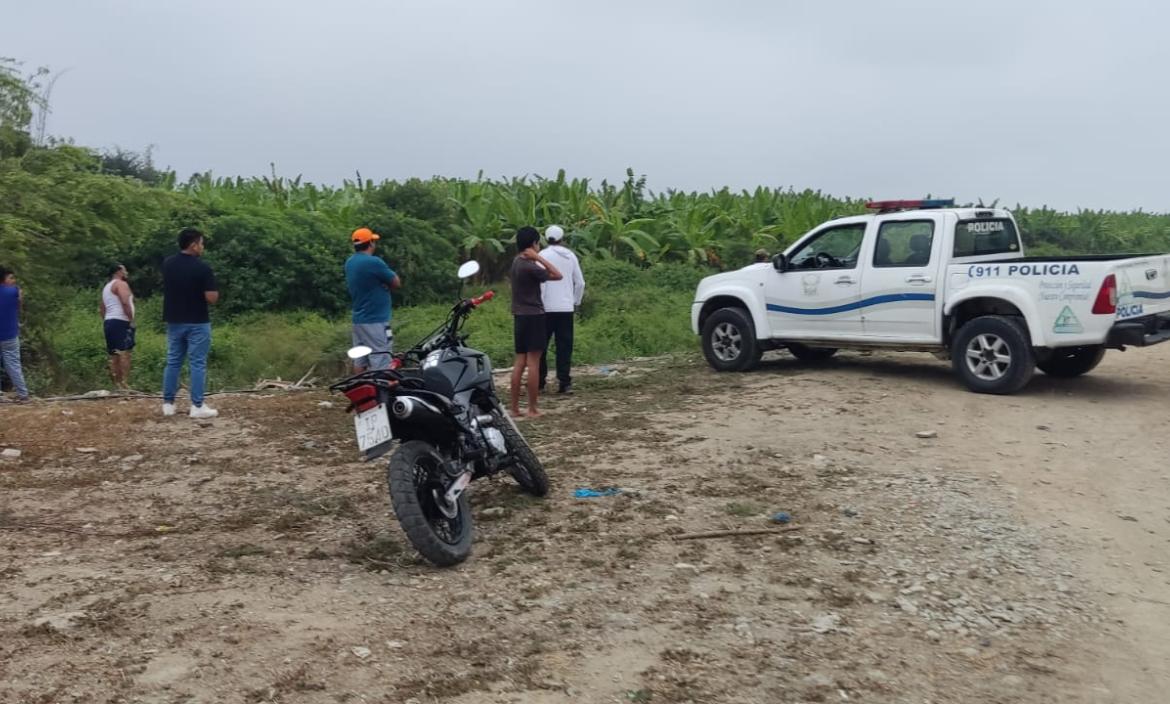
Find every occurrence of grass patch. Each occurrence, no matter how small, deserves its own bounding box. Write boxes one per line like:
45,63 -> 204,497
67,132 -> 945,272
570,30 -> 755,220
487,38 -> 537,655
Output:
218,543 -> 269,558
224,487 -> 359,532
724,502 -> 764,518
35,260 -> 704,393
345,532 -> 407,570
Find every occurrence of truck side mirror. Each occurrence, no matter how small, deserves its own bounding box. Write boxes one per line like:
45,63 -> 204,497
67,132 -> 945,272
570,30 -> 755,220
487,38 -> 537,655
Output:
772,253 -> 788,272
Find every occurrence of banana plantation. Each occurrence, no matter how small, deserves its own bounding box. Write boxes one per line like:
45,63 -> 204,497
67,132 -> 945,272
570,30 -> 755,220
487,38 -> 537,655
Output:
173,167 -> 1170,272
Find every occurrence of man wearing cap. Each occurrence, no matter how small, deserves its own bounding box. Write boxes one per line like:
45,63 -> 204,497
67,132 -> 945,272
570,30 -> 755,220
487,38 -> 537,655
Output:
345,227 -> 401,372
539,225 -> 585,394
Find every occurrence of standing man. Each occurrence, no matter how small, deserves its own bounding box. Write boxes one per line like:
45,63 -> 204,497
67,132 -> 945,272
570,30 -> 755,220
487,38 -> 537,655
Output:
345,227 -> 400,372
0,267 -> 30,403
161,228 -> 219,419
100,263 -> 136,390
539,225 -> 585,395
509,226 -> 562,418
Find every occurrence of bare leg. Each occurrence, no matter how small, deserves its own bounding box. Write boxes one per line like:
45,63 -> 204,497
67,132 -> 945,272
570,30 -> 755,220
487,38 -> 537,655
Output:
525,351 -> 542,416
108,355 -> 120,387
119,352 -> 133,389
509,354 -> 526,415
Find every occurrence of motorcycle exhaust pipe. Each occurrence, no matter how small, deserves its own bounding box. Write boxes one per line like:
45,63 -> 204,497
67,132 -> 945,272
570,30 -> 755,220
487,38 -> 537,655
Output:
391,397 -> 415,419
391,396 -> 445,423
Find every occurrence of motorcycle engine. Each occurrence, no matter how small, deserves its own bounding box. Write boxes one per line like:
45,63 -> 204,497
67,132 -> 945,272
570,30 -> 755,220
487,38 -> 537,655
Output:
481,427 -> 507,455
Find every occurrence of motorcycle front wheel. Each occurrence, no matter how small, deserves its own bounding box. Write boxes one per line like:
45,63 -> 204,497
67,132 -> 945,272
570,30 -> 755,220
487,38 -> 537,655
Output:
492,404 -> 550,497
387,440 -> 473,567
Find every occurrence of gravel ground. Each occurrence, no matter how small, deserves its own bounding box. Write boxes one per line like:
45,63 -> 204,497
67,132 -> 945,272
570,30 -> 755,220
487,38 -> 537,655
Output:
1,346 -> 1167,703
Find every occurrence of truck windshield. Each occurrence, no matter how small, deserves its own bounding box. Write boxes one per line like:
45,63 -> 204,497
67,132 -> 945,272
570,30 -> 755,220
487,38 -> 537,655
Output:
953,218 -> 1021,258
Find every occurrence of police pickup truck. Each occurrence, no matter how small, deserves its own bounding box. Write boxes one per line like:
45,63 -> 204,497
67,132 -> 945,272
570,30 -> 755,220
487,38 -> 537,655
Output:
692,199 -> 1170,394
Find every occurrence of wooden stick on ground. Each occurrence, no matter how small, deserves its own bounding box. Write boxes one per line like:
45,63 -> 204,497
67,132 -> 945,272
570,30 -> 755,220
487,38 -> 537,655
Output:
671,526 -> 802,541
293,365 -> 317,388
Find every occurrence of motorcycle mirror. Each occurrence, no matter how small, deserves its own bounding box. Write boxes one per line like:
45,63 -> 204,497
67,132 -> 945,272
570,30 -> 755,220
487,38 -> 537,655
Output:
457,261 -> 481,280
346,345 -> 373,360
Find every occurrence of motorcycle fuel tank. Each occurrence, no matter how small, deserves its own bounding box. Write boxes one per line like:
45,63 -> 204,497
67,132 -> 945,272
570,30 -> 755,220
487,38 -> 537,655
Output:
422,347 -> 493,397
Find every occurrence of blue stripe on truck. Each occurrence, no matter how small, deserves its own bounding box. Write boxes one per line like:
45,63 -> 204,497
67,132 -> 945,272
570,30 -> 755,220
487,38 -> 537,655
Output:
766,293 -> 935,316
1131,290 -> 1170,300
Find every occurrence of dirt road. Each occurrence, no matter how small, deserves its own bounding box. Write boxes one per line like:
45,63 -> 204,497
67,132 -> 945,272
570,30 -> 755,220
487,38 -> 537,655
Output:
1,345 -> 1167,703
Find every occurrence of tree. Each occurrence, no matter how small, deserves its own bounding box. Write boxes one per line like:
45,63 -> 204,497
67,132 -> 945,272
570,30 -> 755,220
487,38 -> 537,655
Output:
0,58 -> 46,158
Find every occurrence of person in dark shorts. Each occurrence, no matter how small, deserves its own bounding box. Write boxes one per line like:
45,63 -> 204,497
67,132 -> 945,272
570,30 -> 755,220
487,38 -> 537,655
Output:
509,226 -> 562,418
100,263 -> 136,389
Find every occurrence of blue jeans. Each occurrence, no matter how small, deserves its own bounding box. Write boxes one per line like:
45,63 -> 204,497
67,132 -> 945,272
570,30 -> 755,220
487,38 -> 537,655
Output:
0,337 -> 29,399
163,323 -> 211,406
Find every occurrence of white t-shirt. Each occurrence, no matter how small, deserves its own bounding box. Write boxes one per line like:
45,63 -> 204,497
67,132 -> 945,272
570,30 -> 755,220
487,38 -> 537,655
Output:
540,245 -> 585,313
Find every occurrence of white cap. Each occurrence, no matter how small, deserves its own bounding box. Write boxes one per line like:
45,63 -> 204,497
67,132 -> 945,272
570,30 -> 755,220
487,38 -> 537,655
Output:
545,225 -> 565,242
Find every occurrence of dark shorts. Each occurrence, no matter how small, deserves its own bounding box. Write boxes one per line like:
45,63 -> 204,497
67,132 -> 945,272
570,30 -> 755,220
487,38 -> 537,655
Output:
104,319 -> 135,355
513,314 -> 546,354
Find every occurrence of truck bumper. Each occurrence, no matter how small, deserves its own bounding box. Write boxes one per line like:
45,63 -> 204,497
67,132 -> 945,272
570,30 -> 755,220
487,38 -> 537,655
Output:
1105,312 -> 1170,348
691,301 -> 703,335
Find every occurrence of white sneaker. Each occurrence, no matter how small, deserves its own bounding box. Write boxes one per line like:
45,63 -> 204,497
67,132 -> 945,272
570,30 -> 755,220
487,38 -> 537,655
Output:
189,404 -> 219,419
162,403 -> 176,417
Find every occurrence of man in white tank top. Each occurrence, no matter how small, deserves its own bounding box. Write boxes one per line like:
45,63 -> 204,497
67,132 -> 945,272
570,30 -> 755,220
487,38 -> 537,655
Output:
100,264 -> 136,390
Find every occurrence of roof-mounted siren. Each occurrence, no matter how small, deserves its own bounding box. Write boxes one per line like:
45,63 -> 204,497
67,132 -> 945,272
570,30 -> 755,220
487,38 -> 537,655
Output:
865,199 -> 955,214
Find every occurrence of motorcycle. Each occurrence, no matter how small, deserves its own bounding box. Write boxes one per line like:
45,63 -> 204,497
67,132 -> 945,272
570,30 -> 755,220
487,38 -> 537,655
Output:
330,261 -> 549,567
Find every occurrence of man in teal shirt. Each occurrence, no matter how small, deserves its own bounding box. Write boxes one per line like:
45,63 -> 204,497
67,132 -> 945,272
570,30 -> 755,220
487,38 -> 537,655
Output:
345,227 -> 401,371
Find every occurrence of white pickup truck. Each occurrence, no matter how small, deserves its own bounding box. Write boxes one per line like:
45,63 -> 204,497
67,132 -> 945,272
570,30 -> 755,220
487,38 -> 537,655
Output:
692,199 -> 1170,394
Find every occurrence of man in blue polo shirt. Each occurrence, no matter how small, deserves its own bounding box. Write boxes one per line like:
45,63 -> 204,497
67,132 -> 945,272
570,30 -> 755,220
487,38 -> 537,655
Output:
345,227 -> 401,371
0,266 -> 30,402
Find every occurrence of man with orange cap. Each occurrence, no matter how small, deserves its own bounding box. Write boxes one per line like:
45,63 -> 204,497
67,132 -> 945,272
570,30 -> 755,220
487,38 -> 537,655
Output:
345,227 -> 401,371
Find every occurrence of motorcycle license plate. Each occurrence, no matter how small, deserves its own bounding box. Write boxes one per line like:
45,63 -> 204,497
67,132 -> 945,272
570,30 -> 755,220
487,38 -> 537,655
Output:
354,404 -> 392,453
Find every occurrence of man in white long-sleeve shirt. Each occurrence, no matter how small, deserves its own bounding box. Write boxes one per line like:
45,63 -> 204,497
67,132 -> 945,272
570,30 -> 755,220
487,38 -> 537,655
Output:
539,225 -> 585,394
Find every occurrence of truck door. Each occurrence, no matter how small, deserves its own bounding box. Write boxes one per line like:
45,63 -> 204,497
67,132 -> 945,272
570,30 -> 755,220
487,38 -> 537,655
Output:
858,217 -> 943,341
766,221 -> 867,339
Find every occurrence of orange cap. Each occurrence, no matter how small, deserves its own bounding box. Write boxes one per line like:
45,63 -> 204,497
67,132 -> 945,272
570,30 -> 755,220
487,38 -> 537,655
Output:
351,227 -> 380,244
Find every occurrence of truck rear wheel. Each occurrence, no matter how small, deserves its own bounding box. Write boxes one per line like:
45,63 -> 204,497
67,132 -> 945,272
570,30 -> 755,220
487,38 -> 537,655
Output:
951,315 -> 1035,394
701,307 -> 761,372
1037,345 -> 1105,378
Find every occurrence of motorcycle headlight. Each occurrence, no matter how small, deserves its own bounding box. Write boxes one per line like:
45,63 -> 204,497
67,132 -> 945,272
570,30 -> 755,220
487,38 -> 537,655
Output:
423,350 -> 442,370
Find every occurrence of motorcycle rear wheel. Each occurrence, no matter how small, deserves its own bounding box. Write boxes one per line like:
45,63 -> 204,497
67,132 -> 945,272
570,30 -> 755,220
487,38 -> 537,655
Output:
387,440 -> 473,567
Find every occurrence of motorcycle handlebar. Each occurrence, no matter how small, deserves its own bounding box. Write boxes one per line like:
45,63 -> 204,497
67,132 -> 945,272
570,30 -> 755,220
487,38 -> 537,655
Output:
396,290 -> 494,366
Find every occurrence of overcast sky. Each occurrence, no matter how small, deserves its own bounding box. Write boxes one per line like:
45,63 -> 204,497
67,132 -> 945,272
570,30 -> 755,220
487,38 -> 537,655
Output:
4,1 -> 1168,212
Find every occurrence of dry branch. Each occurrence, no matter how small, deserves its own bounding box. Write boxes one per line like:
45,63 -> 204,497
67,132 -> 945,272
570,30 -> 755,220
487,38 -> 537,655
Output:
670,526 -> 802,541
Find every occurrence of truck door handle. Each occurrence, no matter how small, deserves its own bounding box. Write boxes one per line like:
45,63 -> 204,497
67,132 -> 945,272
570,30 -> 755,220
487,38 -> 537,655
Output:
835,276 -> 856,285
906,275 -> 933,284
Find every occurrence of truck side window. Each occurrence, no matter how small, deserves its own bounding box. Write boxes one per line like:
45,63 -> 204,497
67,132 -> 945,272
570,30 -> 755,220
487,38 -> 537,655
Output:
874,221 -> 935,268
788,224 -> 866,270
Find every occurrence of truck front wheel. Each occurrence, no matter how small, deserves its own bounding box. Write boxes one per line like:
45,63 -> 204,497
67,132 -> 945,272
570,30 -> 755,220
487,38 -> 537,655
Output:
701,307 -> 762,372
951,315 -> 1035,394
1037,345 -> 1105,378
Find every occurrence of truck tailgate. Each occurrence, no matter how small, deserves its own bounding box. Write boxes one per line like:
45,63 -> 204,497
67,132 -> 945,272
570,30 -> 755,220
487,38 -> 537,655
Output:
1114,255 -> 1170,320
